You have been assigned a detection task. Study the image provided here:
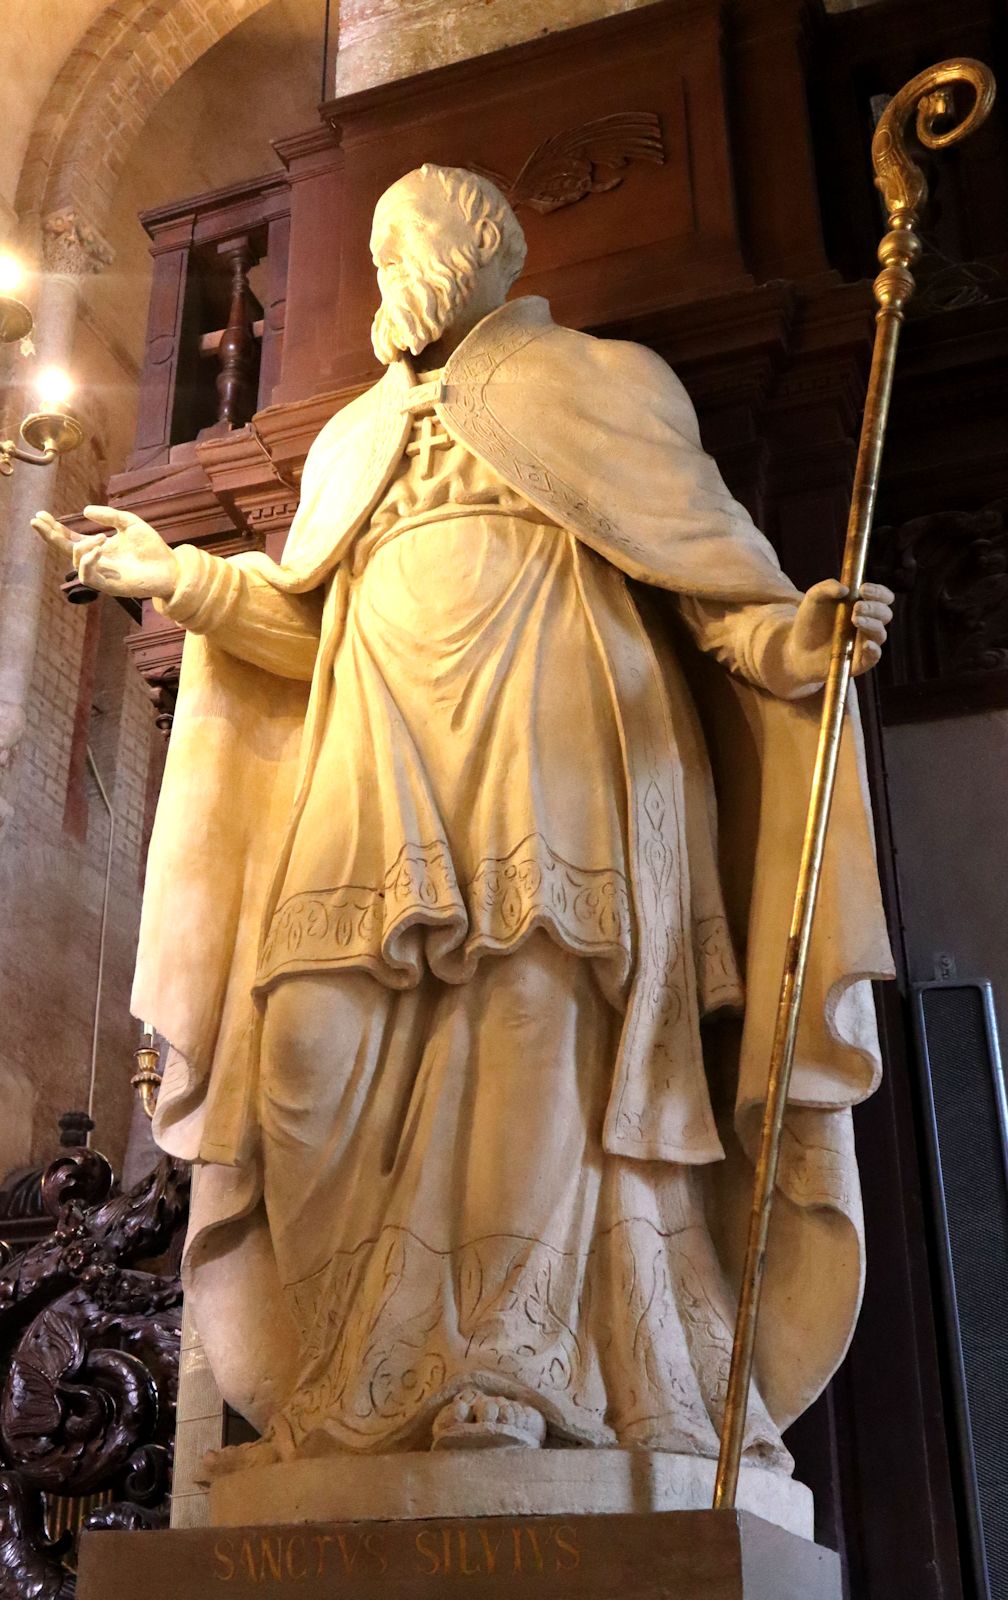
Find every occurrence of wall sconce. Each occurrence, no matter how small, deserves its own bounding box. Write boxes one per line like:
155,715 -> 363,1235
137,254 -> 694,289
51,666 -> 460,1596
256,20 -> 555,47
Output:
0,252 -> 84,474
0,252 -> 32,344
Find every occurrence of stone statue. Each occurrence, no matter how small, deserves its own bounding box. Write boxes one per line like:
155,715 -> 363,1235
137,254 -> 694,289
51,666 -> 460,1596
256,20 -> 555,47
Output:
33,166 -> 894,1487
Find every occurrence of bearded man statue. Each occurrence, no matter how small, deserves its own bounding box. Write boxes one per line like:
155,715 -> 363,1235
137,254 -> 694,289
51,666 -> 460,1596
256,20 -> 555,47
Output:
34,166 -> 894,1490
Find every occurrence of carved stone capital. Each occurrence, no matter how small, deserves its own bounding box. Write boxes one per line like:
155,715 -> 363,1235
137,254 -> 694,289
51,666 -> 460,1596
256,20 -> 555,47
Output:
40,209 -> 114,277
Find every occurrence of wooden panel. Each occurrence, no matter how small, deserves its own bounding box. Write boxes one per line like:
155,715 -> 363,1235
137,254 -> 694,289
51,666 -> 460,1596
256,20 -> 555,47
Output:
727,0 -> 833,284
130,243 -> 193,468
275,138 -> 347,401
259,212 -> 291,408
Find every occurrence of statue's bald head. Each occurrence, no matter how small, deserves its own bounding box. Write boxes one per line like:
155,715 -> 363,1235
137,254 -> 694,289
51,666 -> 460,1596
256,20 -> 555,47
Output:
370,165 -> 527,365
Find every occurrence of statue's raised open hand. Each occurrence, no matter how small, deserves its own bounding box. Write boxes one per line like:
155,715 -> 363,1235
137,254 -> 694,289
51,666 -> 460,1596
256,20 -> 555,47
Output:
31,505 -> 179,601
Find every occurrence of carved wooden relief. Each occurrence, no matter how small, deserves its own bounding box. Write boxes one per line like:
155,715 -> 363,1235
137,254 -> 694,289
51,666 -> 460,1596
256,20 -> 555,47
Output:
475,112 -> 664,214
871,497 -> 1008,718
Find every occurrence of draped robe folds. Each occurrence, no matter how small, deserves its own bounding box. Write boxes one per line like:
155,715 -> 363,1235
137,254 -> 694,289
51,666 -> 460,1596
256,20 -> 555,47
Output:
135,296 -> 894,1452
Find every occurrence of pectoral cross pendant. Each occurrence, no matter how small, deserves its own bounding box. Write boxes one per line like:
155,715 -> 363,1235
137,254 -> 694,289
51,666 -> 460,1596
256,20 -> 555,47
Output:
407,411 -> 453,479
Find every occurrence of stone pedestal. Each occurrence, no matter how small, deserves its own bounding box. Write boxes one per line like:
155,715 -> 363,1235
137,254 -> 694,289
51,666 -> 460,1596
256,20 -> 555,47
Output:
78,1510 -> 842,1599
209,1450 -> 814,1542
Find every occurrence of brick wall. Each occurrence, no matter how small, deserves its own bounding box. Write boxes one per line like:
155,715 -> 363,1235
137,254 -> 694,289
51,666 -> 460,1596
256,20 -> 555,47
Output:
0,1 -> 325,1180
0,317 -> 154,1174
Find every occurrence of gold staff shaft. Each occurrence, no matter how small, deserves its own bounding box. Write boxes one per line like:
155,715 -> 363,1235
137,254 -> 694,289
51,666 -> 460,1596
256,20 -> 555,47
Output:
713,57 -> 996,1513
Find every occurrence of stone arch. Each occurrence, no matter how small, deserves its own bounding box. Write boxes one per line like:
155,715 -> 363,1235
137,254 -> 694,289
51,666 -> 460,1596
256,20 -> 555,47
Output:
15,0 -> 277,241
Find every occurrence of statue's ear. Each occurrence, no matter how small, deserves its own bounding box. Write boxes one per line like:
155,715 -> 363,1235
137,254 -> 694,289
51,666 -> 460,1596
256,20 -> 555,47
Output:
477,219 -> 502,262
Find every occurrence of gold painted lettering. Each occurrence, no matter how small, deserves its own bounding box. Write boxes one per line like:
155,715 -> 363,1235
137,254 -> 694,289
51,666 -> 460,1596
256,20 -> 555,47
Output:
525,1528 -> 546,1573
260,1537 -> 283,1583
442,1527 -> 452,1575
363,1531 -> 388,1576
511,1526 -> 523,1573
457,1529 -> 481,1577
239,1539 -> 257,1582
285,1534 -> 308,1580
478,1527 -> 503,1575
336,1532 -> 364,1574
312,1534 -> 335,1579
213,1537 -> 236,1582
553,1525 -> 580,1572
415,1529 -> 441,1576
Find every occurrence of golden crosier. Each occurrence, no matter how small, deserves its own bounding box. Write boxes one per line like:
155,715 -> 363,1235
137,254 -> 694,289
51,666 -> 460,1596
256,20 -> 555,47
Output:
870,59 -> 994,320
871,57 -> 995,223
713,57 -> 996,1514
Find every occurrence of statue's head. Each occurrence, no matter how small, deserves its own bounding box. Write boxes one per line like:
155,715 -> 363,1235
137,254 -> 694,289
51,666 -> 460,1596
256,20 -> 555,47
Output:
370,164 -> 527,365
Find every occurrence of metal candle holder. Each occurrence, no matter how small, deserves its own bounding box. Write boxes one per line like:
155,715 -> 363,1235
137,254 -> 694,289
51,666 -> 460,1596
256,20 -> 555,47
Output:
132,1026 -> 164,1121
1,403 -> 84,475
0,264 -> 84,473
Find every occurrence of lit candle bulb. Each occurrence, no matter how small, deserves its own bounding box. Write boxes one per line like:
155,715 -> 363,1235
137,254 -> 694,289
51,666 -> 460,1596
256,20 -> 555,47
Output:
34,366 -> 74,410
0,252 -> 25,296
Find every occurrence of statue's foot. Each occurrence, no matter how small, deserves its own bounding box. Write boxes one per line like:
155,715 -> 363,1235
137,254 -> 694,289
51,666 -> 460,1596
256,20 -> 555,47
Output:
196,1435 -> 283,1485
431,1387 -> 547,1450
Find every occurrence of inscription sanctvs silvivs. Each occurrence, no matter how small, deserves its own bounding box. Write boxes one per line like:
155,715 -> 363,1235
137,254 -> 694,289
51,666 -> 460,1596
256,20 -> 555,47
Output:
212,1523 -> 581,1583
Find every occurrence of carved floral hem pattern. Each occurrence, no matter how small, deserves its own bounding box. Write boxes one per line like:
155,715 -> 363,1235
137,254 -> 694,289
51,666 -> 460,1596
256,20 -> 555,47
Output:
257,834 -> 632,991
255,937 -> 788,1472
273,1220 -> 789,1468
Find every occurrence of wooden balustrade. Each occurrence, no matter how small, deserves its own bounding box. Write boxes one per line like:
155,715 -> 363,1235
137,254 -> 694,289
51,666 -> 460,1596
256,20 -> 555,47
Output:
129,172 -> 291,470
213,236 -> 259,431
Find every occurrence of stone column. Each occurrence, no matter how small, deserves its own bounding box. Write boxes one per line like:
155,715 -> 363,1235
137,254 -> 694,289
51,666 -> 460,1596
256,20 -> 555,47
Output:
334,0 -> 663,95
0,209 -> 112,801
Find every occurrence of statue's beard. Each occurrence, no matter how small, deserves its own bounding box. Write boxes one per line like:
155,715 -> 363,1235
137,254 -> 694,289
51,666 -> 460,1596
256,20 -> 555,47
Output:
371,245 -> 479,366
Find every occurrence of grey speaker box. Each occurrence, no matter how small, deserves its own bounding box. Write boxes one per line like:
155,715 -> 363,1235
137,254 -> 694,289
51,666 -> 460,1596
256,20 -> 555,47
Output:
912,980 -> 1008,1600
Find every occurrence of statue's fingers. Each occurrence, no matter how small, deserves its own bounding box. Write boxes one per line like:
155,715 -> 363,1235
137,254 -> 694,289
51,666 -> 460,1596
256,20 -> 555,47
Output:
855,621 -> 889,647
852,599 -> 892,625
32,510 -> 78,539
71,534 -> 108,572
807,578 -> 848,604
83,503 -> 135,532
76,546 -> 112,588
853,615 -> 887,645
30,514 -> 75,556
853,638 -> 882,675
858,582 -> 895,605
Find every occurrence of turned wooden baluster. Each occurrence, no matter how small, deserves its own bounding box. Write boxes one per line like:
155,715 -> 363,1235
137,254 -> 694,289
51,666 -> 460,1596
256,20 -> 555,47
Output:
215,235 -> 257,427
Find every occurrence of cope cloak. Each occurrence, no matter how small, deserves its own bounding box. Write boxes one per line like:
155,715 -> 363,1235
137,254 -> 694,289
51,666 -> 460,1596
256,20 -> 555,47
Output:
134,297 -> 894,1435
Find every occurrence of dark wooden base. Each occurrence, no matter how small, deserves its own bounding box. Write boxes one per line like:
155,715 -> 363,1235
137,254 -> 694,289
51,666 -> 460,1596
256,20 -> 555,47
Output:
77,1509 -> 841,1599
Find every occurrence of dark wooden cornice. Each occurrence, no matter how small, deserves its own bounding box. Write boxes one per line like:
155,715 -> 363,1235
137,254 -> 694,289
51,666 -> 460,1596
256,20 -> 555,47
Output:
139,169 -> 290,245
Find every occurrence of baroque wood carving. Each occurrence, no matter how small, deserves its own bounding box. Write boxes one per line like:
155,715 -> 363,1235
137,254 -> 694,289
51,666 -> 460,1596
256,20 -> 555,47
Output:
871,497 -> 1008,716
0,1151 -> 189,1596
476,112 -> 664,214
